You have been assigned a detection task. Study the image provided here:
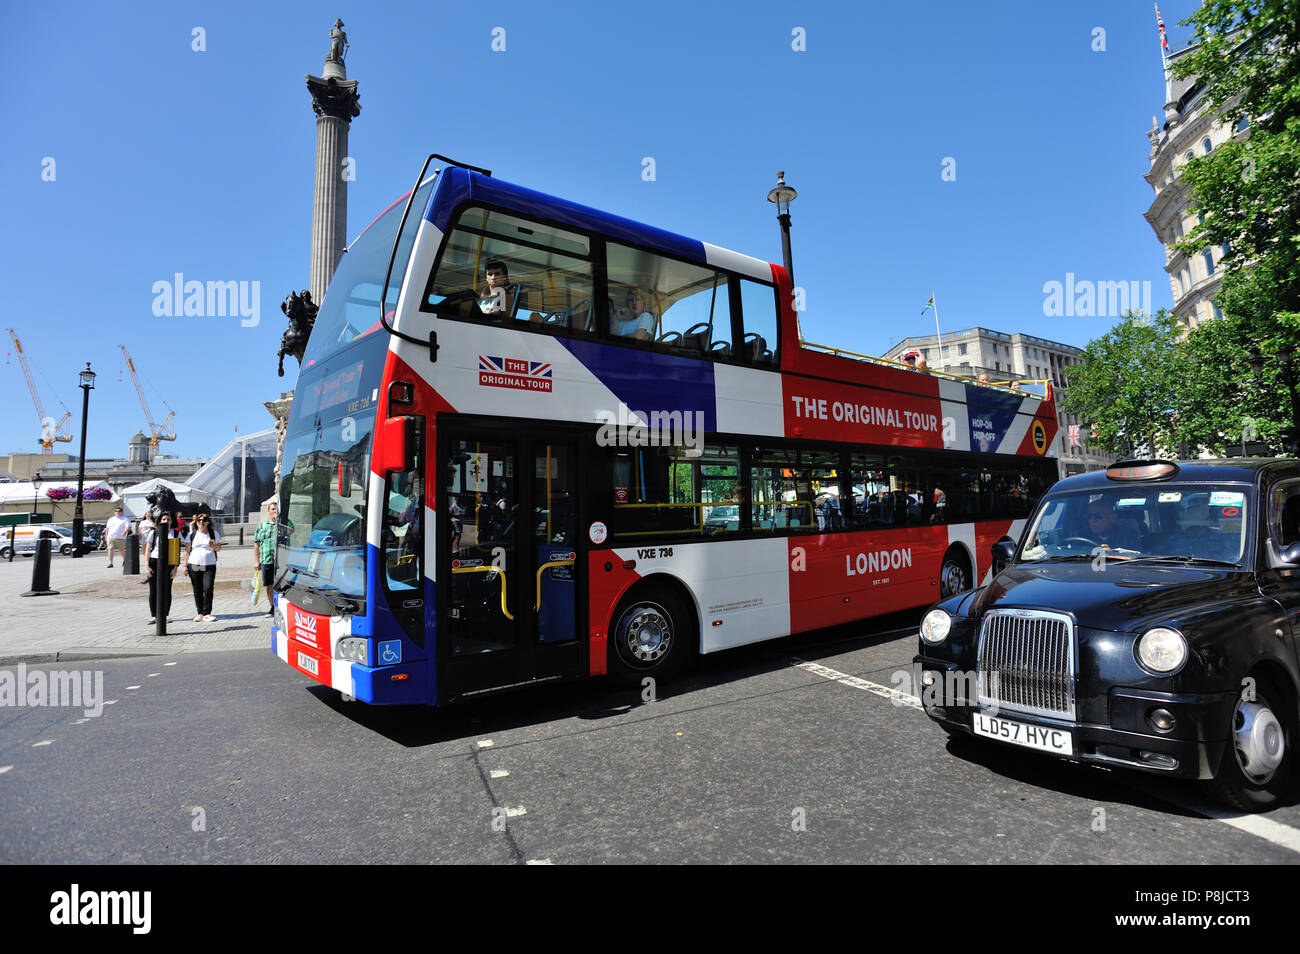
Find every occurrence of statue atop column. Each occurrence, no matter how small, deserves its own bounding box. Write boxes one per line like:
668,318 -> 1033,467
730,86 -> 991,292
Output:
278,290 -> 318,377
328,19 -> 349,64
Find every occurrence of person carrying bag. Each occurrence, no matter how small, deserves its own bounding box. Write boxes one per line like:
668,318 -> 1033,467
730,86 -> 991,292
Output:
182,513 -> 222,622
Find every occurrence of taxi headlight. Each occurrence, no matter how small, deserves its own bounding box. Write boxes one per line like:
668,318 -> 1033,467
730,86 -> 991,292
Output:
1136,627 -> 1187,674
920,609 -> 953,645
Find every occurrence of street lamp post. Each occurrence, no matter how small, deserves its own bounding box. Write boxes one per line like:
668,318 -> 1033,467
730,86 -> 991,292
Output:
71,363 -> 96,557
766,171 -> 798,316
1247,346 -> 1300,455
31,474 -> 41,519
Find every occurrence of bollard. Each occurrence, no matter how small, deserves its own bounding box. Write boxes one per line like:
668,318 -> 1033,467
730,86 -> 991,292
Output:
123,532 -> 140,575
21,538 -> 60,597
154,522 -> 173,636
239,527 -> 245,546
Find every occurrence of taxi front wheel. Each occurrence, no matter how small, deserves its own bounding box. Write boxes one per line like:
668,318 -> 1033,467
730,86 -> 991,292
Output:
1206,676 -> 1296,812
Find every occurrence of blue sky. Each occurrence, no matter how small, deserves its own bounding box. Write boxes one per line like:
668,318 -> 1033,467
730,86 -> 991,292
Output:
3,0 -> 1199,460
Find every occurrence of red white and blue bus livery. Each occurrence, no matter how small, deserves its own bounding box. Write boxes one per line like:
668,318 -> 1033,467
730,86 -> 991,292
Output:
272,156 -> 1059,706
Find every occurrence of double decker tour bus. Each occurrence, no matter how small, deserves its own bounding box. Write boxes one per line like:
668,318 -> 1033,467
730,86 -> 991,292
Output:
272,156 -> 1059,706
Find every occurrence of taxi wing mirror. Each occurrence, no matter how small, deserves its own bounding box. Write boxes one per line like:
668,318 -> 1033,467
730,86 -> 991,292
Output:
1282,542 -> 1300,566
991,539 -> 1017,565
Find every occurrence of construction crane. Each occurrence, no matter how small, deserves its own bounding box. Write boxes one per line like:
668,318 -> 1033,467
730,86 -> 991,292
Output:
119,345 -> 177,446
7,328 -> 72,453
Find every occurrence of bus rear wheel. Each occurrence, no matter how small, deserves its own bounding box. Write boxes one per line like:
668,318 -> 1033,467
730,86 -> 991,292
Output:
939,549 -> 971,599
608,588 -> 691,685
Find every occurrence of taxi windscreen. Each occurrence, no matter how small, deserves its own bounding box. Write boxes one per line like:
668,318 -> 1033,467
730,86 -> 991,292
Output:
1019,484 -> 1251,566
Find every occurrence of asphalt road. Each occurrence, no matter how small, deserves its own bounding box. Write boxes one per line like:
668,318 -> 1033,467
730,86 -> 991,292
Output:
2,616 -> 1299,864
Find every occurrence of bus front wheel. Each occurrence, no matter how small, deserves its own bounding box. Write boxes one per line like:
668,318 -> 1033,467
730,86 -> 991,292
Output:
608,589 -> 691,685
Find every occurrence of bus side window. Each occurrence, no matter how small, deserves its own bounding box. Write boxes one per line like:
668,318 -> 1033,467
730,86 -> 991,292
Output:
739,279 -> 778,367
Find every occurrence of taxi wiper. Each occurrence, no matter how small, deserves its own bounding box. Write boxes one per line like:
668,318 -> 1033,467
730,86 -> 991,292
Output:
1123,555 -> 1240,567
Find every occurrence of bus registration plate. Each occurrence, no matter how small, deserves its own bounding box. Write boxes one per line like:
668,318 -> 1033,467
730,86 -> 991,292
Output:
297,651 -> 319,676
972,713 -> 1072,756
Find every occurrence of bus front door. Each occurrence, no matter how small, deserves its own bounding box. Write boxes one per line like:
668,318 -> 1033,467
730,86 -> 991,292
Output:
440,431 -> 582,702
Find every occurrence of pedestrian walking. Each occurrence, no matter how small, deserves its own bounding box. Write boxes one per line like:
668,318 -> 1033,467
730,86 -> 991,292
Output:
182,513 -> 222,621
253,502 -> 278,617
145,511 -> 181,624
104,505 -> 130,568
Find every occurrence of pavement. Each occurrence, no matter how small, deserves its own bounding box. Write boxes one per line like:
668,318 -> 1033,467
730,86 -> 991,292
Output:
0,544 -> 271,664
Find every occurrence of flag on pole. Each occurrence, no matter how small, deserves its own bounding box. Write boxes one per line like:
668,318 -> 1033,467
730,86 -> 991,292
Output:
921,295 -> 935,315
1155,3 -> 1170,52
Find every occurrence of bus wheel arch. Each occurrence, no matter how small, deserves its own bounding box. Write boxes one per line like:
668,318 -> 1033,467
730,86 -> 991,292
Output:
939,544 -> 973,599
606,574 -> 698,686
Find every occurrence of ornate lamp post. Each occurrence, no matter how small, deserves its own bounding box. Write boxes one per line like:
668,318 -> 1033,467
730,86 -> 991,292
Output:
1247,346 -> 1300,455
71,363 -> 95,557
766,171 -> 798,294
31,474 -> 41,519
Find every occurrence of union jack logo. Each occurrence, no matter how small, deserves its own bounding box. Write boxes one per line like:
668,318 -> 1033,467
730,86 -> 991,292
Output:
1068,424 -> 1081,448
478,355 -> 554,392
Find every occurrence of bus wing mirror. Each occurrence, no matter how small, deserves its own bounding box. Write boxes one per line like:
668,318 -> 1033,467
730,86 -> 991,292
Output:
376,416 -> 418,474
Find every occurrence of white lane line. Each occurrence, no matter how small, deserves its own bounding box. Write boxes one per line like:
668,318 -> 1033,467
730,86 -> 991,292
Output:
0,766 -> 11,774
125,686 -> 141,691
32,740 -> 54,747
800,658 -> 1300,856
793,659 -> 920,708
526,858 -> 553,865
1190,806 -> 1300,855
476,739 -> 494,749
504,806 -> 527,818
73,719 -> 89,725
164,662 -> 177,667
490,769 -> 509,779
146,673 -> 160,678
104,700 -> 117,705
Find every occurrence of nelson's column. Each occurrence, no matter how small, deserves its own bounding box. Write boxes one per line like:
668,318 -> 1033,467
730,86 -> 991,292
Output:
267,19 -> 362,490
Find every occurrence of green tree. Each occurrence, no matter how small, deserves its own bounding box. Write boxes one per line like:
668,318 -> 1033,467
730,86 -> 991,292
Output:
1061,312 -> 1183,457
1169,1 -> 1300,449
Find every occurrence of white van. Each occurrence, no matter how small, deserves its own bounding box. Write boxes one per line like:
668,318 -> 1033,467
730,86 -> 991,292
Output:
1,524 -> 74,558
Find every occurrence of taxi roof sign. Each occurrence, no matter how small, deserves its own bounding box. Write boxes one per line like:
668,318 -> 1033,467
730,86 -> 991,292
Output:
1106,460 -> 1180,481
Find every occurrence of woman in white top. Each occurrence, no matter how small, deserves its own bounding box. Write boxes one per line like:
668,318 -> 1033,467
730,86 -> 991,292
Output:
182,513 -> 222,621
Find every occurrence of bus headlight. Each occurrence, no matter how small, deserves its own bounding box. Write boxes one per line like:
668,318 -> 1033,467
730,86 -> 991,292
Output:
920,609 -> 952,645
337,638 -> 369,666
1136,627 -> 1187,674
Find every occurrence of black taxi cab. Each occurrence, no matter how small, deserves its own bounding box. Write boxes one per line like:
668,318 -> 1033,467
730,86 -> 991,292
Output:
914,458 -> 1300,811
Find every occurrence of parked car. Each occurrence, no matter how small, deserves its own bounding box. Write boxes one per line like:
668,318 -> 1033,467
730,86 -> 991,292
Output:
1,524 -> 75,557
915,458 -> 1300,811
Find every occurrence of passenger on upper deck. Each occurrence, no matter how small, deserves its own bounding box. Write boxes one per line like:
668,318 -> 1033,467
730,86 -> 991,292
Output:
478,260 -> 518,316
609,288 -> 656,341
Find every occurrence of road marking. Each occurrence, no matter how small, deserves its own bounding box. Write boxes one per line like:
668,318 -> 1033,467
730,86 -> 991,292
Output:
490,769 -> 509,779
73,719 -> 89,725
504,806 -> 527,818
164,662 -> 177,666
476,739 -> 494,749
32,740 -> 54,747
0,766 -> 11,774
147,673 -> 160,678
1183,805 -> 1300,855
793,659 -> 920,708
526,858 -> 553,865
104,700 -> 117,705
126,685 -> 141,691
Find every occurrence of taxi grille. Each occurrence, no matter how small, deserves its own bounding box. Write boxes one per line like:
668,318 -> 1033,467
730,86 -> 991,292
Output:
976,611 -> 1075,720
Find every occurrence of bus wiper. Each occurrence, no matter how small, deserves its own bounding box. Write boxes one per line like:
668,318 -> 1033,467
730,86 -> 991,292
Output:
274,564 -> 319,591
309,586 -> 359,616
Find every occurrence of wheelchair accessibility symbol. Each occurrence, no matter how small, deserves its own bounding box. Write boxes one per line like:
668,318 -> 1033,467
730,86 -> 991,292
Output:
379,640 -> 402,665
